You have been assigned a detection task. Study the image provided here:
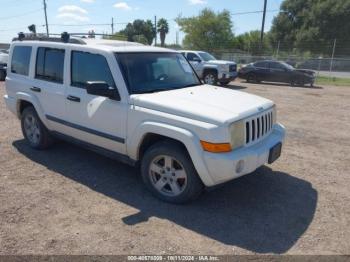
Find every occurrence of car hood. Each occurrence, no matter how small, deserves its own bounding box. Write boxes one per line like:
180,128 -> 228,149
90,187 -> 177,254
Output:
295,69 -> 315,76
131,85 -> 274,126
207,60 -> 236,65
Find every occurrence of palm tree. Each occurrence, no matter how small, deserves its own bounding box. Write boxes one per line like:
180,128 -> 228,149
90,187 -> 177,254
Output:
157,18 -> 169,47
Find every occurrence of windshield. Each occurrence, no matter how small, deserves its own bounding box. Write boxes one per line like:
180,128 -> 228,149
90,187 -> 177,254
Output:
198,52 -> 216,62
116,52 -> 201,94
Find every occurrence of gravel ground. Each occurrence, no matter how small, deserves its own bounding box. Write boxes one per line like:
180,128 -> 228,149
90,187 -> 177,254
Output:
0,80 -> 349,255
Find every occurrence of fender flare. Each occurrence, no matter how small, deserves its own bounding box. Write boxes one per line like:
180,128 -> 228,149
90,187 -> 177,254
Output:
128,121 -> 214,186
15,92 -> 49,127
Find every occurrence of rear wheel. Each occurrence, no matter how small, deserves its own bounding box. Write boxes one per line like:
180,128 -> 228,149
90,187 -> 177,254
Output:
141,141 -> 204,204
21,106 -> 54,150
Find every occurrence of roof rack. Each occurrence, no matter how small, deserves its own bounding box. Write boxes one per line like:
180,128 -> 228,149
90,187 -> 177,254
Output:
12,32 -> 86,45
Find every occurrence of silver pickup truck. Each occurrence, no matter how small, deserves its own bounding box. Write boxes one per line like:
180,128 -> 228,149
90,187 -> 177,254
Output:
181,50 -> 237,86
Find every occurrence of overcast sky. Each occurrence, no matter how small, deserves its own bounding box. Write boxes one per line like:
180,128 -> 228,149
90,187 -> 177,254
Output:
0,0 -> 283,44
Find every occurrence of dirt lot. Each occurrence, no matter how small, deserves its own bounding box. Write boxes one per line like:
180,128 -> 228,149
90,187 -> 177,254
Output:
0,80 -> 349,255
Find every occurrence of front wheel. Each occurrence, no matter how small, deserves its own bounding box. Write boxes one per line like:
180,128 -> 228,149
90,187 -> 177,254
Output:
141,141 -> 204,204
203,71 -> 218,85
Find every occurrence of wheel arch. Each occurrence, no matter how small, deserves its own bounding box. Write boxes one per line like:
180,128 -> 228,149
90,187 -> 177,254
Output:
128,121 -> 214,186
15,92 -> 47,125
203,67 -> 218,76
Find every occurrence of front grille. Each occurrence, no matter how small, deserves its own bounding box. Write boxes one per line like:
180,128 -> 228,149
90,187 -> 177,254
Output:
245,109 -> 274,145
229,64 -> 237,72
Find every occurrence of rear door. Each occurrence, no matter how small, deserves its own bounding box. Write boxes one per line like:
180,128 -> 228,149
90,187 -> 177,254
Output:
33,46 -> 67,129
253,61 -> 270,80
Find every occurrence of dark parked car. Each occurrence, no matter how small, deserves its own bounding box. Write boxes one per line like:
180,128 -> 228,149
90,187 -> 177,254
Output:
238,60 -> 316,87
0,49 -> 9,81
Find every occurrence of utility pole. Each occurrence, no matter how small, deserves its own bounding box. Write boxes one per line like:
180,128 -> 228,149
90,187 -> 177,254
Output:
154,16 -> 157,46
276,40 -> 280,59
43,0 -> 49,36
329,38 -> 337,76
260,0 -> 267,50
111,17 -> 114,35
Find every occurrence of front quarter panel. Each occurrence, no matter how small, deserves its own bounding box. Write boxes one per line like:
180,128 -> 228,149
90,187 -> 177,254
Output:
128,120 -> 215,186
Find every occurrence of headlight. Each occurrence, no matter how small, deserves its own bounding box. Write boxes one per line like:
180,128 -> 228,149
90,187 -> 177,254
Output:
230,120 -> 245,150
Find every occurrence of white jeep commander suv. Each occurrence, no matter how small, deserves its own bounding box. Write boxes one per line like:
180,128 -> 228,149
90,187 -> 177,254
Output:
4,33 -> 285,203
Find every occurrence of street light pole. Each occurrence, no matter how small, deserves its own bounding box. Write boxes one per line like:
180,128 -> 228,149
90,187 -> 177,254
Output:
43,0 -> 49,36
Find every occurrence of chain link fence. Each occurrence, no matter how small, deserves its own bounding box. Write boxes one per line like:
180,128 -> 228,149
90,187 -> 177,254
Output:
207,39 -> 350,78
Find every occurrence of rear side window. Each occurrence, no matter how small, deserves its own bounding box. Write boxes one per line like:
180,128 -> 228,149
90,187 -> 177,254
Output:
11,46 -> 32,76
71,51 -> 115,88
36,47 -> 65,83
254,61 -> 268,68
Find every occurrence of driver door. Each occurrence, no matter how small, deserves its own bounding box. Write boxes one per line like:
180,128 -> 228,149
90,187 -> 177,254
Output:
64,49 -> 128,154
186,52 -> 204,78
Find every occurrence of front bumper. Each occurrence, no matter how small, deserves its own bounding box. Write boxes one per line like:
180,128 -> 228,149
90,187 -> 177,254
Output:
218,71 -> 238,82
203,123 -> 285,186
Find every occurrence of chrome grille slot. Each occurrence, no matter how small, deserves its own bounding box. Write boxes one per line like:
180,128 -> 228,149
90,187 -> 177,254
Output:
245,109 -> 274,146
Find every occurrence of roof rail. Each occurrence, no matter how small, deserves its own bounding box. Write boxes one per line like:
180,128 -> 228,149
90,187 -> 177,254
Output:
12,32 -> 86,45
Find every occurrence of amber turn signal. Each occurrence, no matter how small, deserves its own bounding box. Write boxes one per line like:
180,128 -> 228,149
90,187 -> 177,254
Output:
200,141 -> 232,153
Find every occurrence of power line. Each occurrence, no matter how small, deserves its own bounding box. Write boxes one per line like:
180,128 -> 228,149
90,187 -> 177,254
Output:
231,9 -> 280,16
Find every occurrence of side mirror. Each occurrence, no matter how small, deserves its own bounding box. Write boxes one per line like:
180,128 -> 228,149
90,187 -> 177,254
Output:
86,81 -> 120,101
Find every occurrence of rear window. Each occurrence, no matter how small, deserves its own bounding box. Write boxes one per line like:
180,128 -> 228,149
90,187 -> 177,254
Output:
11,46 -> 32,76
36,47 -> 65,83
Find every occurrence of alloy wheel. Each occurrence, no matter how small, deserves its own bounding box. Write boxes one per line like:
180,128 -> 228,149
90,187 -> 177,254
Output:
149,155 -> 188,197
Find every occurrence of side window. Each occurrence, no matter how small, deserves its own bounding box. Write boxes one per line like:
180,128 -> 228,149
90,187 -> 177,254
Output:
11,46 -> 32,76
270,62 -> 284,70
187,53 -> 200,62
71,51 -> 115,88
254,61 -> 268,68
35,47 -> 65,83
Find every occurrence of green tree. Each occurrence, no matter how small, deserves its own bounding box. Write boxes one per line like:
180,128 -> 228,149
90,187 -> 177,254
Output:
157,18 -> 169,47
119,19 -> 155,45
176,8 -> 234,51
270,0 -> 350,55
233,30 -> 271,55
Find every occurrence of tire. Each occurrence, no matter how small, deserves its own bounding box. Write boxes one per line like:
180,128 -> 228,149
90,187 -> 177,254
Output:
141,140 -> 204,204
203,71 -> 218,85
0,70 -> 5,81
21,106 -> 54,150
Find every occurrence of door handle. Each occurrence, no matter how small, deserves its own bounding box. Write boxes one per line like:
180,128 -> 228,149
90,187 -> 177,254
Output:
30,87 -> 41,92
67,95 -> 81,102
